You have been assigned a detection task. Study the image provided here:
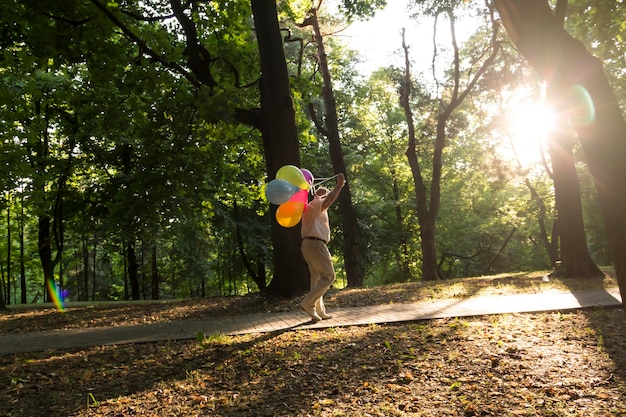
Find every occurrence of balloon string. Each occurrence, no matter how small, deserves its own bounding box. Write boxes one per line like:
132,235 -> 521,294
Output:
310,174 -> 340,195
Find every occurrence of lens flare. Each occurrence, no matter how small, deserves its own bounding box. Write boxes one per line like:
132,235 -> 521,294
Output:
47,280 -> 67,312
569,84 -> 596,125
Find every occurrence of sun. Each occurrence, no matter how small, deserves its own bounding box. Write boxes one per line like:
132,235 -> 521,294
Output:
504,101 -> 558,168
509,102 -> 557,142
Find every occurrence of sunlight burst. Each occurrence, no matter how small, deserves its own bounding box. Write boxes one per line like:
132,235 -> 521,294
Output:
504,101 -> 558,167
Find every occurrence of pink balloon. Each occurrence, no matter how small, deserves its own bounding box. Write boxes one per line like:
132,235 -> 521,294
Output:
289,189 -> 309,204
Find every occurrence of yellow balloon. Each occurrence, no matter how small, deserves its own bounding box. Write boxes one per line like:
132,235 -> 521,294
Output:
276,165 -> 310,190
276,201 -> 305,228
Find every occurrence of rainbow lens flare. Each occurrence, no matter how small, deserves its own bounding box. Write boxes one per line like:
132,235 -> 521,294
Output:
570,84 -> 596,125
47,280 -> 67,312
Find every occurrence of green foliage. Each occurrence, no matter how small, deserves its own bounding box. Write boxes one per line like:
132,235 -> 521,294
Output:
564,0 -> 626,107
336,0 -> 387,21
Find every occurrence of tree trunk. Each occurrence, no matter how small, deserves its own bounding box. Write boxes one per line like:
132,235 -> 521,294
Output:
234,202 -> 266,291
140,241 -> 146,300
19,196 -> 26,304
19,191 -> 26,304
151,245 -> 159,300
122,243 -> 128,300
56,196 -> 65,293
392,173 -> 411,278
91,239 -> 96,301
400,29 -> 437,282
304,8 -> 363,288
0,264 -> 6,310
170,254 -> 175,299
494,0 -> 626,305
82,235 -> 89,301
38,215 -> 56,302
482,227 -> 517,275
548,124 -> 602,278
523,177 -> 559,266
6,197 -> 11,305
127,239 -> 140,300
419,218 -> 439,281
252,0 -> 309,297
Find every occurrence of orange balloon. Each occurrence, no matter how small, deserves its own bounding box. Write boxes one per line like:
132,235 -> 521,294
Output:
276,201 -> 305,227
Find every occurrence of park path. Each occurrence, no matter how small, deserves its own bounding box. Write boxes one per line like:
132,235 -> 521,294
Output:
0,287 -> 621,355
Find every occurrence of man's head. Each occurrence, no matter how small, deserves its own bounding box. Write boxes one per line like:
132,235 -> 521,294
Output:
315,187 -> 329,198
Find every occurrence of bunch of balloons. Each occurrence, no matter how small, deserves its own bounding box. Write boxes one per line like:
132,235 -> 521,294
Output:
265,165 -> 314,227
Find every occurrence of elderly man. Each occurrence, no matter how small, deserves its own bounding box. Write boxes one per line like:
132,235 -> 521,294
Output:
299,173 -> 346,322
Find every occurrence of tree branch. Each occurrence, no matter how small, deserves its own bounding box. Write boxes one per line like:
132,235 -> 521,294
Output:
307,102 -> 329,136
90,0 -> 203,88
169,0 -> 218,88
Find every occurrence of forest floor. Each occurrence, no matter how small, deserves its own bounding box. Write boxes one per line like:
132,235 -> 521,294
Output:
1,270 -> 626,416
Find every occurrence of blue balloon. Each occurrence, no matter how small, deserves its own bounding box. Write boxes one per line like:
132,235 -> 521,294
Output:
265,179 -> 300,205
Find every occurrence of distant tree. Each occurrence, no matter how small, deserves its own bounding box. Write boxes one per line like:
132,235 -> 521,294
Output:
337,66 -> 417,283
0,274 -> 5,310
400,6 -> 500,280
298,3 -> 363,287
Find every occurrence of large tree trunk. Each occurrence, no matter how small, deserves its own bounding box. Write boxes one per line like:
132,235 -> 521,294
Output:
494,0 -> 626,305
252,0 -> 308,297
419,219 -> 439,281
305,8 -> 363,287
548,123 -> 602,278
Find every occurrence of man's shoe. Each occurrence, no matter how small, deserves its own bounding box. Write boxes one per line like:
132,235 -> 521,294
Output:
300,303 -> 322,322
318,312 -> 333,320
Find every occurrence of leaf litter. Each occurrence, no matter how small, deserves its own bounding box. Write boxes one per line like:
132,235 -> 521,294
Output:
1,274 -> 626,416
